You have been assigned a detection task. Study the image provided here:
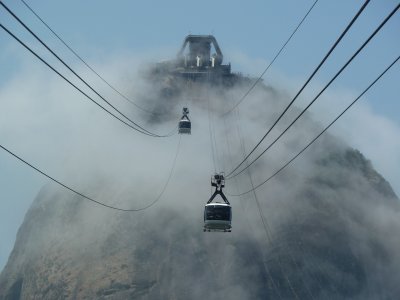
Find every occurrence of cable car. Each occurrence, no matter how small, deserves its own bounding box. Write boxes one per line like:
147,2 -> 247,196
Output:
179,107 -> 191,134
204,173 -> 232,232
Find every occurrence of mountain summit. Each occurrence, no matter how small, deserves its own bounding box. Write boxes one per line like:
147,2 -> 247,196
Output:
1,36 -> 399,300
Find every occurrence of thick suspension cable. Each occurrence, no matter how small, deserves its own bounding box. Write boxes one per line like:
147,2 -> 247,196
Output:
226,4 -> 398,180
19,0 -> 160,116
221,0 -> 320,116
0,135 -> 182,212
0,23 -> 167,137
228,55 -> 399,197
226,0 -> 371,177
1,1 -> 174,137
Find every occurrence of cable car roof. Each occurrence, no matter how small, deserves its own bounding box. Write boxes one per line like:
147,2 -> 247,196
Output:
205,202 -> 231,207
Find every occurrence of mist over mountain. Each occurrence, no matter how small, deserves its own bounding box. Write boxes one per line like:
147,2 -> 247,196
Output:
1,42 -> 399,300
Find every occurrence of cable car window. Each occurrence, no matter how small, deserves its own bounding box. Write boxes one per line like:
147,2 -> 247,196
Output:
205,206 -> 231,221
179,121 -> 191,128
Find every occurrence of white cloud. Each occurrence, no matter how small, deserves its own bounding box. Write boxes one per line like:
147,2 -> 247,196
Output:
1,49 -> 399,298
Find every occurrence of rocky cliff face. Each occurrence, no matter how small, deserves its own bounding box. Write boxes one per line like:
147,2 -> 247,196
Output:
1,71 -> 399,299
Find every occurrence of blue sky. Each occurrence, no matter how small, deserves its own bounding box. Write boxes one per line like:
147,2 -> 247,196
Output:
0,0 -> 399,270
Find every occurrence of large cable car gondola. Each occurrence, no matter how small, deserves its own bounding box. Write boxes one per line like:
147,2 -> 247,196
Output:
204,173 -> 232,232
179,107 -> 191,134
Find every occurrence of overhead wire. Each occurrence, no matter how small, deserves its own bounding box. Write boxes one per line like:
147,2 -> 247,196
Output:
227,1 -> 397,180
220,54 -> 399,295
0,1 -> 175,138
0,1 -> 153,136
0,135 -> 182,212
228,54 -> 400,197
0,23 -> 163,137
224,2 -> 395,293
18,0 -> 160,116
221,0 -> 320,116
225,0 -> 371,178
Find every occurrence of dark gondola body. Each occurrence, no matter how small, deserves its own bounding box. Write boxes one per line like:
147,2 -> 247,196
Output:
204,203 -> 232,231
178,118 -> 191,134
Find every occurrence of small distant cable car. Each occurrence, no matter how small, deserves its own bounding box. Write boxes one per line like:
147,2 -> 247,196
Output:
204,173 -> 232,232
179,107 -> 191,134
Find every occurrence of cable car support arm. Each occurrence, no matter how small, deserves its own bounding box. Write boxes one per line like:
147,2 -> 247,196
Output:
207,173 -> 230,204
